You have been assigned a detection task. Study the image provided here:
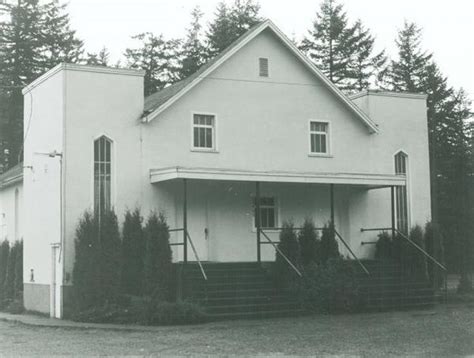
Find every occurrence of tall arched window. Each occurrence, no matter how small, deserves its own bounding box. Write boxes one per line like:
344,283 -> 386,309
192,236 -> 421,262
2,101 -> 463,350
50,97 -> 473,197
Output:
394,151 -> 409,234
94,136 -> 112,215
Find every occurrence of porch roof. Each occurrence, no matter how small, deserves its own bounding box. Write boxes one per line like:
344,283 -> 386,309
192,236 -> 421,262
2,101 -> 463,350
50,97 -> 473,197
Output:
149,166 -> 406,188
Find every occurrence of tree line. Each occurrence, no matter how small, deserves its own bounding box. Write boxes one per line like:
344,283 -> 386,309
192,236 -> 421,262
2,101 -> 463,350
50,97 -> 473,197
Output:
0,0 -> 472,277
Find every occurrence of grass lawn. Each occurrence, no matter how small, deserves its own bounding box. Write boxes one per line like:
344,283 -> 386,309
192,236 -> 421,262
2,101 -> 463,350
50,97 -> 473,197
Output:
1,303 -> 474,356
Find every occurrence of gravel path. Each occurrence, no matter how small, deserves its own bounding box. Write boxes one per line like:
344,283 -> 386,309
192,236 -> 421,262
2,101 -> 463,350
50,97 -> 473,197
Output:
1,304 -> 473,356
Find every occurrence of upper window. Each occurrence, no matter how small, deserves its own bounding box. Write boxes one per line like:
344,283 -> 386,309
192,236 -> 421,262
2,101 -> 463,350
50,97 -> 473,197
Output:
254,196 -> 278,229
94,136 -> 112,215
193,114 -> 215,150
259,58 -> 269,77
309,121 -> 329,154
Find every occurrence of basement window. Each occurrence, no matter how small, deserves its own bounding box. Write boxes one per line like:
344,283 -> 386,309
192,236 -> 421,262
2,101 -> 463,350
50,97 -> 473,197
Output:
259,58 -> 269,77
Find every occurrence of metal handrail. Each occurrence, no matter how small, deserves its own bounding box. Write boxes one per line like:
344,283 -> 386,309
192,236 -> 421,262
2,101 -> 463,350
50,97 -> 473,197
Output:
394,229 -> 447,272
360,227 -> 447,271
186,231 -> 208,281
260,229 -> 303,277
334,229 -> 370,275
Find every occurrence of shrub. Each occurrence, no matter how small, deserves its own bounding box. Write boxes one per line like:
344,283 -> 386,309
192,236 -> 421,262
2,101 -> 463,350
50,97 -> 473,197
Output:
13,240 -> 23,299
143,212 -> 172,300
407,225 -> 427,278
71,302 -> 146,324
121,209 -> 145,296
0,240 -> 10,303
299,258 -> 361,313
424,221 -> 445,288
73,209 -> 122,310
457,273 -> 473,294
375,232 -> 392,260
147,301 -> 208,325
99,209 -> 122,303
3,240 -> 17,301
298,219 -> 319,267
274,221 -> 301,286
319,224 -> 339,264
73,211 -> 100,310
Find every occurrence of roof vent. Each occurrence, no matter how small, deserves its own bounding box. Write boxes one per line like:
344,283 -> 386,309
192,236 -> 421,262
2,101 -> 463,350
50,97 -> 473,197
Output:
259,58 -> 269,77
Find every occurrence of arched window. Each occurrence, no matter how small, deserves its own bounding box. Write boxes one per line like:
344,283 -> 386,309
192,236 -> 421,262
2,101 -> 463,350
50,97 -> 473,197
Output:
94,136 -> 112,215
394,152 -> 409,234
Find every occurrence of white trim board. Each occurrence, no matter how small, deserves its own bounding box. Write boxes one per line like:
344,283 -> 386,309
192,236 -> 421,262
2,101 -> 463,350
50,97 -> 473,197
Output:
149,167 -> 406,187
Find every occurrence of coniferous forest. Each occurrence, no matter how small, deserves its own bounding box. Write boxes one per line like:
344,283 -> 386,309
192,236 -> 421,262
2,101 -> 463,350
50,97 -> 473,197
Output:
0,0 -> 472,278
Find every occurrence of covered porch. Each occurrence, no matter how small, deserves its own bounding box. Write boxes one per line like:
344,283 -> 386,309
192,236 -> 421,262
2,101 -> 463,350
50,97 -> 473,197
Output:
150,166 -> 406,265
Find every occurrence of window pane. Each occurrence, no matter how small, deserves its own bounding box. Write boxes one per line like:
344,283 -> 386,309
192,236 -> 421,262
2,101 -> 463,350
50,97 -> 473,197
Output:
205,128 -> 212,148
199,127 -> 205,147
320,134 -> 327,153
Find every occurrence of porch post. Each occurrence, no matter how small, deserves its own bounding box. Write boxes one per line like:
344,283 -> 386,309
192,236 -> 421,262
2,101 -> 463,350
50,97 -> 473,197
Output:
256,181 -> 261,263
183,179 -> 188,264
330,184 -> 335,232
391,185 -> 395,238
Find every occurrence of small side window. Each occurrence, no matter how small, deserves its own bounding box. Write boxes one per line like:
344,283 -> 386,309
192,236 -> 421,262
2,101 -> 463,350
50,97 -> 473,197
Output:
254,196 -> 278,229
259,58 -> 269,77
193,114 -> 216,150
309,121 -> 329,154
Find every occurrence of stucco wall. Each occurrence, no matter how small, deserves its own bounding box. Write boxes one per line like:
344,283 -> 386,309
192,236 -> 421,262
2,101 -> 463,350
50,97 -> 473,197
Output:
22,68 -> 64,300
0,182 -> 23,242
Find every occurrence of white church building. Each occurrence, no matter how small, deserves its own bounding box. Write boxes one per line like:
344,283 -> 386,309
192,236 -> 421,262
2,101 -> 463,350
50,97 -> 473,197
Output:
0,20 -> 431,318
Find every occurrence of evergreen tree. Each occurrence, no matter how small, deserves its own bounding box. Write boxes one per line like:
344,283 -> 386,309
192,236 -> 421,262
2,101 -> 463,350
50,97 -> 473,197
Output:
0,240 -> 10,302
319,224 -> 339,264
178,6 -> 206,79
13,240 -> 23,299
298,219 -> 319,267
85,47 -> 110,67
98,209 -> 122,304
299,0 -> 358,89
124,33 -> 181,96
350,20 -> 387,91
121,208 -> 144,295
0,0 -> 83,167
380,21 -> 432,92
143,212 -> 172,300
206,0 -> 261,58
72,211 -> 100,309
275,221 -> 301,285
4,242 -> 17,300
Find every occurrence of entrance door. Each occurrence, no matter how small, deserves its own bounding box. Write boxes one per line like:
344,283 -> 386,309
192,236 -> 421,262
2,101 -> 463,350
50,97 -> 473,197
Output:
187,195 -> 209,262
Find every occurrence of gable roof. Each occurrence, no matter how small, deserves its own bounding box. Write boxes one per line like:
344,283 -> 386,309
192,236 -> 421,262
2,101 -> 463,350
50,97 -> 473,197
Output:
0,163 -> 23,189
143,20 -> 379,133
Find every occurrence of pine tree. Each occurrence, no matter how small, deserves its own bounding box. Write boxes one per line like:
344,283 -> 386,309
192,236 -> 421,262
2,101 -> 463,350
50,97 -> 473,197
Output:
0,0 -> 83,167
206,0 -> 261,58
178,6 -> 206,79
275,221 -> 301,285
143,212 -> 172,300
13,240 -> 23,299
124,33 -> 181,96
4,241 -> 17,300
299,0 -> 358,89
121,208 -> 144,295
319,224 -> 339,264
85,47 -> 110,67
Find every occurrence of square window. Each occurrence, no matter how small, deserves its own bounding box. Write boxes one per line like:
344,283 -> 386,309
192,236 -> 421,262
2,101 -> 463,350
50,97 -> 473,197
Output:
193,114 -> 215,150
310,121 -> 329,154
254,196 -> 278,229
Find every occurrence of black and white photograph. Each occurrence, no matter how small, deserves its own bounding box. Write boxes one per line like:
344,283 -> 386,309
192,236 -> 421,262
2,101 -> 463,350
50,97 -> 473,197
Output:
0,0 -> 473,356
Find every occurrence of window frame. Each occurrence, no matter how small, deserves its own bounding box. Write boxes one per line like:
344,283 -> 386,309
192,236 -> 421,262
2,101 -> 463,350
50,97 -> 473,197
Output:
259,57 -> 269,77
308,119 -> 331,157
92,135 -> 115,215
252,195 -> 280,231
394,150 -> 411,234
190,112 -> 218,152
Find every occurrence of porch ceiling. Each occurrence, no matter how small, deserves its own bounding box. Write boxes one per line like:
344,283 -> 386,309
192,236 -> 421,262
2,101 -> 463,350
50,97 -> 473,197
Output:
149,167 -> 406,188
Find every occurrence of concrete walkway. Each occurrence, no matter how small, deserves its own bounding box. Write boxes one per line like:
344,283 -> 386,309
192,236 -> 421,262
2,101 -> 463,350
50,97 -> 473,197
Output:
0,311 -> 185,331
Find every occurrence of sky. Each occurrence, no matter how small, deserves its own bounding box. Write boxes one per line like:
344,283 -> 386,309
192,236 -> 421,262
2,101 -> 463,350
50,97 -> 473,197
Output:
67,0 -> 474,99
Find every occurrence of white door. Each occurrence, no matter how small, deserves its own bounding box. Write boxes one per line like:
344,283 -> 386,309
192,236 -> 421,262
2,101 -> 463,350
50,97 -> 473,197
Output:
187,196 -> 209,262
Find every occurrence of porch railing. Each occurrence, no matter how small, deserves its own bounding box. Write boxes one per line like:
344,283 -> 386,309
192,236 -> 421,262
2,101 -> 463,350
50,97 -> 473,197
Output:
260,229 -> 302,277
258,226 -> 370,277
169,228 -> 208,281
361,227 -> 448,302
